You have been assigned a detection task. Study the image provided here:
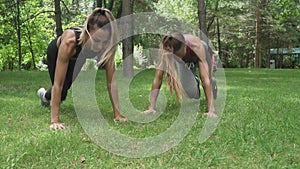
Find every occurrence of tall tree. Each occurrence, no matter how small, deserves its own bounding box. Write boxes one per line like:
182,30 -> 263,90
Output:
197,0 -> 207,39
121,0 -> 134,78
1,0 -> 299,70
108,0 -> 115,10
255,0 -> 261,68
216,17 -> 223,66
97,0 -> 116,9
16,0 -> 22,71
25,25 -> 36,69
96,0 -> 103,7
54,0 -> 62,37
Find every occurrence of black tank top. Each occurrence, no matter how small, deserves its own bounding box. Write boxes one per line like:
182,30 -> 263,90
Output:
67,27 -> 82,59
68,27 -> 100,60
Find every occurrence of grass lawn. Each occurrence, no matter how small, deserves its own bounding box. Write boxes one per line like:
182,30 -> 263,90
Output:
0,68 -> 299,168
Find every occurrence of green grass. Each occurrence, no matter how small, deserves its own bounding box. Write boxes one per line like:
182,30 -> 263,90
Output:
0,68 -> 299,168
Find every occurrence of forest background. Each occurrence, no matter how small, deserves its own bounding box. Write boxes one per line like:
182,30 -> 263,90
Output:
1,0 -> 300,72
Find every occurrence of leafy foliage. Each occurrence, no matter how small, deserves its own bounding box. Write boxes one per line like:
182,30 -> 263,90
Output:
0,0 -> 299,70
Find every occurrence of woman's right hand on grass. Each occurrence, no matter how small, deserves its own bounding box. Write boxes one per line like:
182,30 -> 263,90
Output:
141,109 -> 156,114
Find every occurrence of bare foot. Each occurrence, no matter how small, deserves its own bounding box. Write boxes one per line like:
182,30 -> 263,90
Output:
204,112 -> 218,118
114,116 -> 127,122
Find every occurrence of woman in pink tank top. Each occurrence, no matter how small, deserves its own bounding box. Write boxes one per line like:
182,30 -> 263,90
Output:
143,32 -> 217,118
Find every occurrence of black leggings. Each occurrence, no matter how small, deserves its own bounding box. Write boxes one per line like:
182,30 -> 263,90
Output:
44,39 -> 84,101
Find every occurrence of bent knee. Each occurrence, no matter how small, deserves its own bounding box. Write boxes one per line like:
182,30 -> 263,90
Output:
186,90 -> 200,99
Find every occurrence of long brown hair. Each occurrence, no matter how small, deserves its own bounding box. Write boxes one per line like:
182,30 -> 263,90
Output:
79,8 -> 118,67
158,32 -> 185,101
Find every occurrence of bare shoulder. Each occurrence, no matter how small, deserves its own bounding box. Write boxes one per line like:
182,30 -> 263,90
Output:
60,29 -> 76,46
184,34 -> 202,48
58,29 -> 77,58
185,34 -> 206,61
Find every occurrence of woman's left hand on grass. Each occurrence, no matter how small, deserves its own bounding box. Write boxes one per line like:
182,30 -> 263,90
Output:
50,122 -> 65,130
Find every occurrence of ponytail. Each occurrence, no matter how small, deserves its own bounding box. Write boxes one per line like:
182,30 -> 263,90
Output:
98,8 -> 118,67
158,33 -> 185,101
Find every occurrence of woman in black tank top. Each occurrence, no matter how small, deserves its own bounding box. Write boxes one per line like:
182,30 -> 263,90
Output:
37,8 -> 127,130
143,32 -> 218,118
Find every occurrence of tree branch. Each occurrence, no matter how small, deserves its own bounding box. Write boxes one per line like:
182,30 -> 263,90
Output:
207,1 -> 219,32
22,10 -> 55,25
61,0 -> 71,14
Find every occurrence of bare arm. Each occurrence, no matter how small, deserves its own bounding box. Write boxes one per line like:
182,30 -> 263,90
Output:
50,30 -> 76,128
148,69 -> 164,111
189,36 -> 216,117
105,60 -> 126,122
198,59 -> 215,115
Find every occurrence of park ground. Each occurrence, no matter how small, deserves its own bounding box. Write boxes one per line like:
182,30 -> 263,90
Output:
0,68 -> 299,168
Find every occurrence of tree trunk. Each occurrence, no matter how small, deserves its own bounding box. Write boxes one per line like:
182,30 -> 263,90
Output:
26,26 -> 36,69
16,0 -> 22,71
224,47 -> 229,68
96,0 -> 102,8
279,55 -> 283,68
108,0 -> 115,10
217,17 -> 222,67
117,2 -> 122,18
197,0 -> 207,39
255,1 -> 261,68
96,0 -> 107,8
54,0 -> 63,37
265,0 -> 270,68
104,0 -> 107,8
122,0 -> 134,78
245,54 -> 250,68
266,48 -> 270,68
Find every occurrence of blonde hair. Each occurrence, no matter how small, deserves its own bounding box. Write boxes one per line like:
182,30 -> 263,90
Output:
157,32 -> 185,101
79,8 -> 118,67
